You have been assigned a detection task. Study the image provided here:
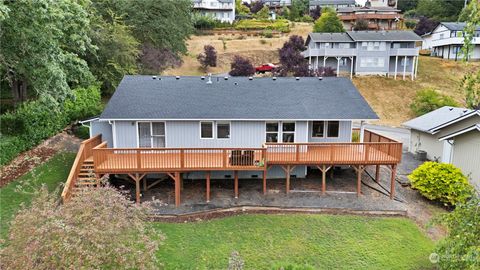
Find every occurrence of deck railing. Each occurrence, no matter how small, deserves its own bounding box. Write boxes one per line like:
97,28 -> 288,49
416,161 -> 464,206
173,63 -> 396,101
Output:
93,147 -> 266,173
61,134 -> 102,203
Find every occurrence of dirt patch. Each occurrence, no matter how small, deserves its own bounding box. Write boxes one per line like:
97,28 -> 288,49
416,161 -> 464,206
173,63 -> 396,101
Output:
0,131 -> 82,187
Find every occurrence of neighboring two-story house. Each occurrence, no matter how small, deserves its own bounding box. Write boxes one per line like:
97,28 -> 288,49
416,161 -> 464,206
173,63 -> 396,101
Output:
422,22 -> 480,61
337,6 -> 402,31
193,0 -> 235,23
308,0 -> 356,10
261,0 -> 292,7
303,31 -> 421,79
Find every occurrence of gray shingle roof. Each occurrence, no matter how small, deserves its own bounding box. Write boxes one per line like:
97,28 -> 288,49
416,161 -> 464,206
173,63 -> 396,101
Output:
440,22 -> 480,31
100,76 -> 378,120
308,32 -> 354,43
402,106 -> 473,133
346,31 -> 422,41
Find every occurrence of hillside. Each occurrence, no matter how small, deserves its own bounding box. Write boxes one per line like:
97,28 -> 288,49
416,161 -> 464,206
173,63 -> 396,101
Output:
165,24 -> 480,126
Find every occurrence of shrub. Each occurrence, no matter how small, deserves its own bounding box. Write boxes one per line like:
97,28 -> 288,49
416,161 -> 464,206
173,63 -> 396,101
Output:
0,85 -> 102,166
197,45 -> 217,71
193,13 -> 216,30
229,55 -> 255,76
410,88 -> 459,116
434,197 -> 480,269
298,15 -> 313,22
73,125 -> 90,139
408,162 -> 474,206
313,10 -> 344,33
261,29 -> 274,38
0,185 -> 163,269
405,20 -> 417,29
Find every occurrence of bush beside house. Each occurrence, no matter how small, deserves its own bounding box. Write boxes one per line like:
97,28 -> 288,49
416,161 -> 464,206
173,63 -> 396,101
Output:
408,161 -> 474,206
0,85 -> 102,166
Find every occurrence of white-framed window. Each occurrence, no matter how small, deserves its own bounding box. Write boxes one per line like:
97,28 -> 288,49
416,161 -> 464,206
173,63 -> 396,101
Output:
266,122 -> 279,142
311,121 -> 325,137
200,121 -> 214,139
327,121 -> 339,138
282,122 -> 295,143
361,41 -> 386,51
400,57 -> 410,67
217,121 -> 230,139
137,122 -> 165,148
359,57 -> 385,68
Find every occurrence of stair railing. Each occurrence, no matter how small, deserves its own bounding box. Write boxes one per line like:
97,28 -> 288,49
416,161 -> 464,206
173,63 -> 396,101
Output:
61,134 -> 102,203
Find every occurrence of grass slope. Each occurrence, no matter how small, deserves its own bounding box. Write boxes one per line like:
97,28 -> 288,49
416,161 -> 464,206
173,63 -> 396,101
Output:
0,153 -> 75,238
154,214 -> 435,269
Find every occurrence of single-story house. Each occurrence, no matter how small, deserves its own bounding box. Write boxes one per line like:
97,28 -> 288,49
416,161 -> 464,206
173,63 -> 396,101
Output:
64,76 -> 403,206
403,107 -> 480,190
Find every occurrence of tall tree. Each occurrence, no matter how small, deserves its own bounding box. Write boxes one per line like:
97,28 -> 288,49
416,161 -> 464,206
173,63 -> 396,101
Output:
415,0 -> 464,21
0,0 -> 95,105
397,0 -> 418,13
86,2 -> 140,95
310,6 -> 321,21
118,0 -> 193,73
461,0 -> 480,110
313,10 -> 344,33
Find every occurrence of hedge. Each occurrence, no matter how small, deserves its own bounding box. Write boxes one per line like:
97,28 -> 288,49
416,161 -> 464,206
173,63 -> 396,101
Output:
235,19 -> 290,33
0,85 -> 102,166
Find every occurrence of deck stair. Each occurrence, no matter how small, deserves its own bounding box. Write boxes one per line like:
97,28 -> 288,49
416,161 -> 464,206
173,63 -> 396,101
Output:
72,159 -> 97,195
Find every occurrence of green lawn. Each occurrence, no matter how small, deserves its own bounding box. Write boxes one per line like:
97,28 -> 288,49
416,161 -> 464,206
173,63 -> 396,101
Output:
0,152 -> 76,238
154,214 -> 435,270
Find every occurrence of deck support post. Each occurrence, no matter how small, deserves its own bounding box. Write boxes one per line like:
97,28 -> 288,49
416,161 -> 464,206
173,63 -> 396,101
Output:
175,172 -> 181,207
128,173 -> 146,204
336,57 -> 341,77
394,56 -> 398,80
317,165 -> 332,195
353,165 -> 365,197
180,173 -> 184,191
349,56 -> 354,79
375,165 -> 380,183
281,165 -> 295,193
234,170 -> 239,199
403,56 -> 407,80
206,171 -> 211,202
390,164 -> 397,200
411,56 -> 415,81
95,173 -> 101,188
263,168 -> 267,195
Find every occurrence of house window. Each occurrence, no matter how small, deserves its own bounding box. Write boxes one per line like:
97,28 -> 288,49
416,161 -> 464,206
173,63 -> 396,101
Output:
266,122 -> 279,142
282,122 -> 295,143
200,121 -> 213,139
138,122 -> 165,148
400,57 -> 410,66
327,121 -> 339,137
217,122 -> 230,139
359,57 -> 385,67
312,121 -> 325,137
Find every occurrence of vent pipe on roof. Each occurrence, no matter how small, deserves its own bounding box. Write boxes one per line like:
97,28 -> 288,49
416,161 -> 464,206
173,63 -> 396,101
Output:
318,76 -> 323,80
224,76 -> 228,80
295,77 -> 300,80
248,76 -> 253,80
201,76 -> 205,80
234,82 -> 238,86
152,76 -> 157,80
273,77 -> 277,81
206,73 -> 213,84
175,76 -> 180,80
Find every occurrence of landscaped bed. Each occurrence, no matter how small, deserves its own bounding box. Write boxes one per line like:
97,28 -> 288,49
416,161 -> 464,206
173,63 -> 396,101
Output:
154,214 -> 435,269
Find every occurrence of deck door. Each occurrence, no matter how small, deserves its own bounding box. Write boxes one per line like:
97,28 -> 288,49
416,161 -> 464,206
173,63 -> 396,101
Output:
138,122 -> 166,148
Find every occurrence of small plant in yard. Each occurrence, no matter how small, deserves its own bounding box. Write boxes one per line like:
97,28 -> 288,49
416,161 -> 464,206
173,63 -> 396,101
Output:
410,88 -> 459,116
228,251 -> 244,270
229,55 -> 255,76
434,197 -> 480,269
197,45 -> 217,71
0,185 -> 163,269
408,161 -> 474,206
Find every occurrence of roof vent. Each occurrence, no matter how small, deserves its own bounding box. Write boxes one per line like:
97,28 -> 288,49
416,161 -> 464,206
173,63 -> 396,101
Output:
449,107 -> 454,111
201,76 -> 205,80
295,77 -> 300,80
206,73 -> 213,84
234,82 -> 238,86
248,76 -> 253,80
463,110 -> 468,113
152,76 -> 157,80
158,77 -> 162,81
318,76 -> 323,80
273,77 -> 277,81
175,76 -> 180,80
224,76 -> 229,80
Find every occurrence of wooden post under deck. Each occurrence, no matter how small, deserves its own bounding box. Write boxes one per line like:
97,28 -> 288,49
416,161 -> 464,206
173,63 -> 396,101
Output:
234,170 -> 239,199
128,173 -> 146,204
286,165 -> 291,193
390,164 -> 397,200
206,171 -> 211,202
317,165 -> 331,195
375,165 -> 380,183
175,172 -> 181,207
263,168 -> 267,195
353,166 -> 365,197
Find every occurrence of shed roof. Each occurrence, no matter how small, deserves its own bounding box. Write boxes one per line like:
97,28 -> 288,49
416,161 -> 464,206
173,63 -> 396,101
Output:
100,76 -> 378,121
402,106 -> 473,134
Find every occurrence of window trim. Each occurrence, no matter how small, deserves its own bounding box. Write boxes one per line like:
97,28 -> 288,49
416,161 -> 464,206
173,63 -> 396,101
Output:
216,121 -> 231,140
200,121 -> 214,139
265,122 -> 280,143
281,121 -> 296,143
136,121 -> 167,148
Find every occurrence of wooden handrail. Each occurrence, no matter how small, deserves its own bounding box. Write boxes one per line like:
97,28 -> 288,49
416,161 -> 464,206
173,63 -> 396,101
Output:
61,134 -> 102,203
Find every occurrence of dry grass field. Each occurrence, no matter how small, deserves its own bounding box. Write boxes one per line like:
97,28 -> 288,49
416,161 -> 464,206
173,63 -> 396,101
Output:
165,23 -> 480,126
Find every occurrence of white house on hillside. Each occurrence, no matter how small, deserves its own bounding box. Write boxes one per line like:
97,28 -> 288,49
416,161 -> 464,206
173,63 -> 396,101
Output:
193,0 -> 235,23
403,107 -> 480,191
422,22 -> 480,61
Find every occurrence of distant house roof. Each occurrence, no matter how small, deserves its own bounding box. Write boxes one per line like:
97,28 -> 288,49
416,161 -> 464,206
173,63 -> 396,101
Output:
306,31 -> 421,44
309,0 -> 356,6
100,76 -> 378,121
402,106 -> 474,134
440,22 -> 480,32
337,6 -> 400,13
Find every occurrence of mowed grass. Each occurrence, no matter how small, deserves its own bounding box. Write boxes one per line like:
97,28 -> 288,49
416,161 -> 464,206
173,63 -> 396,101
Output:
154,214 -> 435,270
0,152 -> 76,238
